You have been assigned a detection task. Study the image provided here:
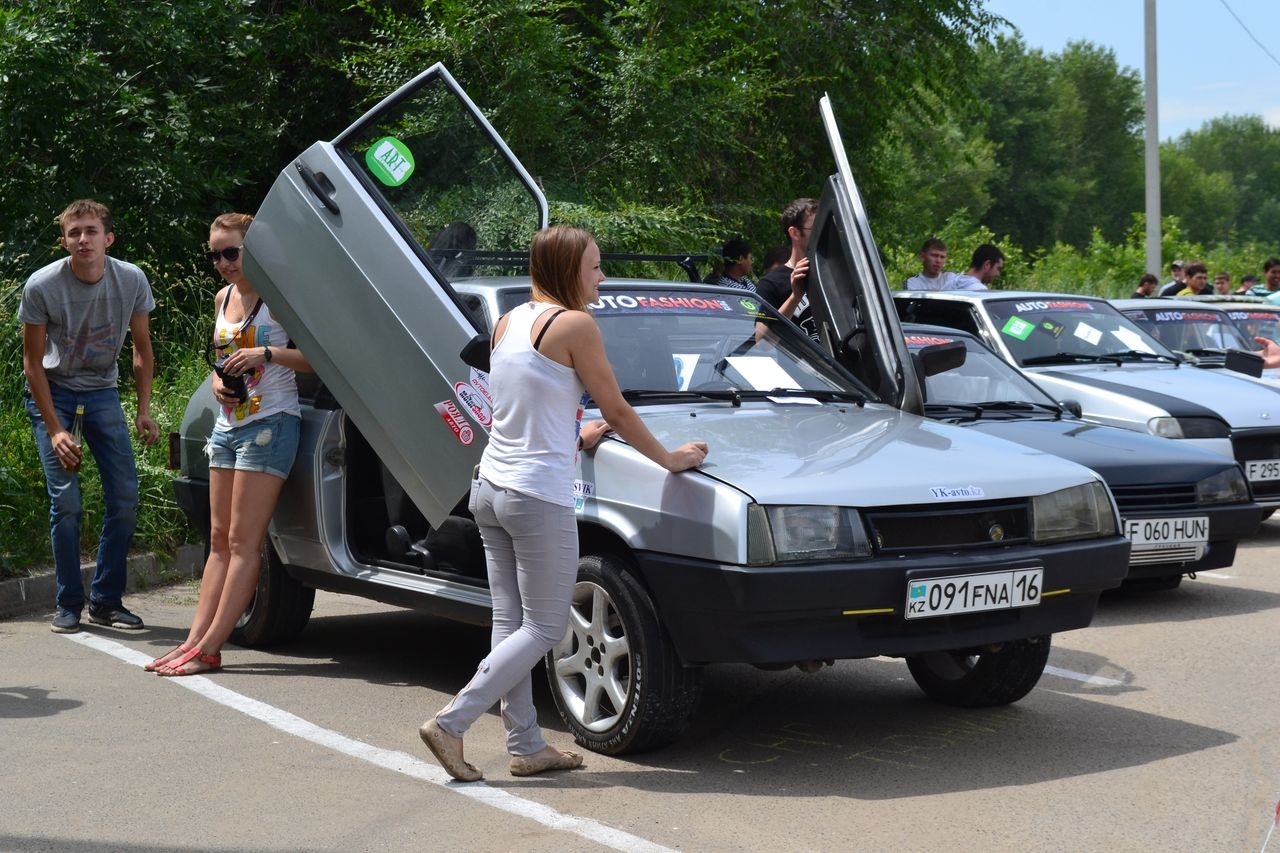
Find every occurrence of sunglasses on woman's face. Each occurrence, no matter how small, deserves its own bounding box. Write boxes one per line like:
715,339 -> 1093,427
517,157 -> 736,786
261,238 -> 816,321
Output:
207,246 -> 243,264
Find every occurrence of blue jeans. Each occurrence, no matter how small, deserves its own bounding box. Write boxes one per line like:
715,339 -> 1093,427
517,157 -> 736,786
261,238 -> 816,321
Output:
26,384 -> 139,611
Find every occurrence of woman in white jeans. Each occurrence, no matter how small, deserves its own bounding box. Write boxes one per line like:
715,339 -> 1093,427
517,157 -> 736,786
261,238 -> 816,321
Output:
419,225 -> 708,781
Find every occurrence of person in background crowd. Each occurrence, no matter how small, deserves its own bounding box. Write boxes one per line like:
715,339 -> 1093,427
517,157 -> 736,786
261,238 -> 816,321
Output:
20,199 -> 159,634
711,238 -> 756,292
761,245 -> 789,276
950,244 -> 1004,290
1176,263 -> 1209,296
1236,274 -> 1259,294
1212,272 -> 1233,295
1131,273 -> 1158,298
755,198 -> 819,337
1248,258 -> 1280,297
1158,260 -> 1186,296
150,212 -> 313,676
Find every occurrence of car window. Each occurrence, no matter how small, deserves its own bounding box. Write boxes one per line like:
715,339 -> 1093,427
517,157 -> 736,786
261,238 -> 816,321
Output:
895,298 -> 983,336
333,70 -> 545,282
905,333 -> 1055,405
590,290 -> 872,397
1225,308 -> 1280,344
1120,307 -> 1254,351
984,297 -> 1177,365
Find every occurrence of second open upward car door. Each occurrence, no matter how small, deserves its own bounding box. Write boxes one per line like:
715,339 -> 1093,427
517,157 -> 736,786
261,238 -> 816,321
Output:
805,95 -> 923,413
243,64 -> 547,526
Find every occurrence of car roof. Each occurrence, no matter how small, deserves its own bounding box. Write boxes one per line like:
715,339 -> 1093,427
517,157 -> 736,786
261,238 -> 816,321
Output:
1111,297 -> 1235,312
894,289 -> 1110,304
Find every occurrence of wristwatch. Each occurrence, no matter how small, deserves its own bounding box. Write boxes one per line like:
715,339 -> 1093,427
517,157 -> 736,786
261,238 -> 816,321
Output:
263,346 -> 273,363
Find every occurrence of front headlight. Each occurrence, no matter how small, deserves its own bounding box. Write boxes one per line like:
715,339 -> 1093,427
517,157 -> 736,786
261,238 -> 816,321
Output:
746,504 -> 871,565
1030,481 -> 1118,543
1147,416 -> 1231,439
1196,467 -> 1250,504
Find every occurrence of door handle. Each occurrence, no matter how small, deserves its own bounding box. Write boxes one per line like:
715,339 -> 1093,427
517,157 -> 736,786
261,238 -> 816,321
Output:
296,161 -> 340,215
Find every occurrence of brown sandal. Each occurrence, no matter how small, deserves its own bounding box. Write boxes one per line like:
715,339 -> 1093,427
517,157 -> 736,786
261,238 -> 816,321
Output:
508,747 -> 583,777
419,718 -> 483,782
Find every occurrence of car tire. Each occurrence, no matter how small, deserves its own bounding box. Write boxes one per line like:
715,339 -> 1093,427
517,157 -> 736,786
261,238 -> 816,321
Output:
545,553 -> 703,755
230,540 -> 315,648
906,635 -> 1051,707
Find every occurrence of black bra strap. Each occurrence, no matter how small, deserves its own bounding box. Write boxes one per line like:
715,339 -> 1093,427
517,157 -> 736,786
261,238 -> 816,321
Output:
533,308 -> 567,352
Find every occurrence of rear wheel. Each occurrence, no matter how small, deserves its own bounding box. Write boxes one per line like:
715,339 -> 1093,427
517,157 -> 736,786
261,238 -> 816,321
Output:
545,553 -> 703,755
230,540 -> 315,647
906,635 -> 1051,707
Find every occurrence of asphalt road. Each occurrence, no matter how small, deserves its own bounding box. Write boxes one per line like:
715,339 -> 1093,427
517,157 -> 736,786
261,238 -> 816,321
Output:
3,525 -> 1278,853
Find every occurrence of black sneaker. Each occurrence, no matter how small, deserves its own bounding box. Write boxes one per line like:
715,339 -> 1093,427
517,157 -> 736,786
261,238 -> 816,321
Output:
51,607 -> 81,634
87,603 -> 144,630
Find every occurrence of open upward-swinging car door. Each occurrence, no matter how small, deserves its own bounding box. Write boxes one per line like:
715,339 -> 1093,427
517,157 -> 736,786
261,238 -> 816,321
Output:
243,64 -> 547,526
805,95 -> 923,414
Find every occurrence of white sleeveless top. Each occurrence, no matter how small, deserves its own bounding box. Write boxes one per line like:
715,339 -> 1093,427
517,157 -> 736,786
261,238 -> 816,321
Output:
479,302 -> 588,507
213,293 -> 300,430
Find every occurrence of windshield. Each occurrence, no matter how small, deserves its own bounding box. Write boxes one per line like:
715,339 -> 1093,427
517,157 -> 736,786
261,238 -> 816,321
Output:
1119,307 -> 1254,352
1224,308 -> 1280,345
904,332 -> 1056,407
985,297 -> 1178,365
334,70 -> 544,280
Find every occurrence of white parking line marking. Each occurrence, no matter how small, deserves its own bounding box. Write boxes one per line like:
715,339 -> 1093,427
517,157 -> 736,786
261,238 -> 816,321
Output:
65,632 -> 675,853
1043,665 -> 1125,687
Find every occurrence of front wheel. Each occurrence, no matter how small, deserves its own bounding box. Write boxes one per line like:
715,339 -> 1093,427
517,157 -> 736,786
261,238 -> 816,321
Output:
545,553 -> 703,755
906,635 -> 1051,707
229,540 -> 315,648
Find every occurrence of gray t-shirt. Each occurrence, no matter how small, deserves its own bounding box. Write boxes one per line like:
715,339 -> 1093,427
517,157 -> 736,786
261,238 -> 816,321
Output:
18,256 -> 156,391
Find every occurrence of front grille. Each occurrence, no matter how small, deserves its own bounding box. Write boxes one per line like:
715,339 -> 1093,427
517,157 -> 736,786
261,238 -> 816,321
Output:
1109,482 -> 1199,513
1129,544 -> 1204,565
866,499 -> 1029,554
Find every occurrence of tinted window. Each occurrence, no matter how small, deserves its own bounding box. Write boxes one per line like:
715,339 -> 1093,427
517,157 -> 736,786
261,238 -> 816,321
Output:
1120,307 -> 1253,351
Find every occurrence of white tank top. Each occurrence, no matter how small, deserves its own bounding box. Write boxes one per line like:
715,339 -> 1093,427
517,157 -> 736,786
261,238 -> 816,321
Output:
213,293 -> 300,430
479,302 -> 588,507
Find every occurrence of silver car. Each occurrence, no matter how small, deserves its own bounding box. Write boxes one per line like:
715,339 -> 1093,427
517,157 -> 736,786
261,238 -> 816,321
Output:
172,66 -> 1130,754
894,290 -> 1280,512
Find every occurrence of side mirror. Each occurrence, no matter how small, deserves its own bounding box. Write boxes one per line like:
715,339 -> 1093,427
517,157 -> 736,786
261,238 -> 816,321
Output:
916,340 -> 967,377
460,334 -> 491,372
1059,399 -> 1083,418
1224,348 -> 1264,378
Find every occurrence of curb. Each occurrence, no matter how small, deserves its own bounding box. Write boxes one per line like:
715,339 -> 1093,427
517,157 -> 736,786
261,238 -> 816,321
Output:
0,544 -> 205,621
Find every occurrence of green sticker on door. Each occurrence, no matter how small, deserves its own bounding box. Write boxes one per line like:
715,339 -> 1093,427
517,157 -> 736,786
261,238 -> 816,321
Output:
365,137 -> 415,187
1001,316 -> 1034,340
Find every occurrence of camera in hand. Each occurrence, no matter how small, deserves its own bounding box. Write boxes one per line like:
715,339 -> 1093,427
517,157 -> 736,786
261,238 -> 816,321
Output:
215,363 -> 248,403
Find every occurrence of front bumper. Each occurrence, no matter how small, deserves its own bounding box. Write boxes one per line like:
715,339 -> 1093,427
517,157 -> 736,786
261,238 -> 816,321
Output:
1120,502 -> 1263,580
635,535 -> 1131,665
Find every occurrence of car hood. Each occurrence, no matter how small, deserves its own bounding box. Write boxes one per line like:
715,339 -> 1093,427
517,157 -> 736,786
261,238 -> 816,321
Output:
1029,362 -> 1280,426
956,418 -> 1238,487
595,401 -> 1101,506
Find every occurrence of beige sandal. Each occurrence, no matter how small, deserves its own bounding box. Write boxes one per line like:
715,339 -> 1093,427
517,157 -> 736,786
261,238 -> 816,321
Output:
508,747 -> 584,777
419,718 -> 483,782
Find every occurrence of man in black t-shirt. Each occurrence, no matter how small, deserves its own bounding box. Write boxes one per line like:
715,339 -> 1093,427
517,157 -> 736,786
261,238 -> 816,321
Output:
755,197 -> 818,338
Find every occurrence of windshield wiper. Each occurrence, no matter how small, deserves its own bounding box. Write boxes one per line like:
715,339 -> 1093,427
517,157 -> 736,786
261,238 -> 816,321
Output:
1099,349 -> 1181,364
739,388 -> 868,405
1021,352 -> 1123,366
619,388 -> 744,407
924,400 -> 1060,422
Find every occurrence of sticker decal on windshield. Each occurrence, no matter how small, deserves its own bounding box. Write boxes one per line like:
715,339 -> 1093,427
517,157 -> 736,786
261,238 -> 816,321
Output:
1001,316 -> 1034,340
365,137 -> 416,187
1039,320 -> 1065,339
1073,322 -> 1102,346
672,353 -> 700,390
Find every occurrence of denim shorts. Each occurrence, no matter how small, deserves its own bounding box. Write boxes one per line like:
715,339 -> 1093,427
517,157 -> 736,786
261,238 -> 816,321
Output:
206,412 -> 300,479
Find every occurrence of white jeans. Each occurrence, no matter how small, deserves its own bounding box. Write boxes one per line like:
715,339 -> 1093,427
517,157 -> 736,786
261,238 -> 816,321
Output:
435,477 -> 578,756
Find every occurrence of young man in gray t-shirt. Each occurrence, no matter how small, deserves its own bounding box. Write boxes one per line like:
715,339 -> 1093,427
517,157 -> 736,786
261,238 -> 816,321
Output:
19,199 -> 159,633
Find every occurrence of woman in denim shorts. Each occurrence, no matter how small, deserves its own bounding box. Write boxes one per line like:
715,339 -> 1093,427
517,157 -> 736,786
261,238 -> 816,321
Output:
150,213 -> 312,676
